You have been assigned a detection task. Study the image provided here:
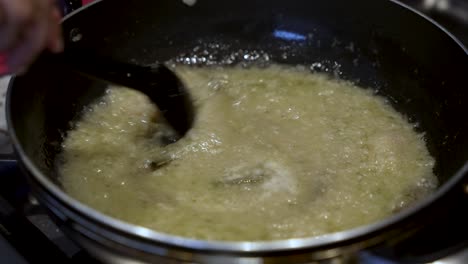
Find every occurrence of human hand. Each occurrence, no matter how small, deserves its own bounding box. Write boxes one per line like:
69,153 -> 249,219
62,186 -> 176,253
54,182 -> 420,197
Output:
0,0 -> 63,75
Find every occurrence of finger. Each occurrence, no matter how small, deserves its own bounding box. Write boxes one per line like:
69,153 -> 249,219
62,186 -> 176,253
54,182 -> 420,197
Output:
6,9 -> 49,73
0,0 -> 33,51
47,7 -> 63,53
5,0 -> 53,73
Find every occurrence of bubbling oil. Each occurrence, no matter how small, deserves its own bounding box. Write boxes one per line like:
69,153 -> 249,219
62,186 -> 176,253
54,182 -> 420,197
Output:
59,65 -> 437,241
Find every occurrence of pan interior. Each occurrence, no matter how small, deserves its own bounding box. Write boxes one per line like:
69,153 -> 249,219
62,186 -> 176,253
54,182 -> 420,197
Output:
8,0 -> 468,220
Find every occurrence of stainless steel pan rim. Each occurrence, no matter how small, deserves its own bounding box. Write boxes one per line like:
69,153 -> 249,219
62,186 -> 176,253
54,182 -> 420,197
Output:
6,0 -> 468,254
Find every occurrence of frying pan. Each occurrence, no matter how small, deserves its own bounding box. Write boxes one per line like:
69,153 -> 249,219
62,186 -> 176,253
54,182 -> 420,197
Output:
3,0 -> 468,263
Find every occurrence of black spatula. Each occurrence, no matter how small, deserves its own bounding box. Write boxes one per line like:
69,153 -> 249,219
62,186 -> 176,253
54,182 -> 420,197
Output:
54,50 -> 194,141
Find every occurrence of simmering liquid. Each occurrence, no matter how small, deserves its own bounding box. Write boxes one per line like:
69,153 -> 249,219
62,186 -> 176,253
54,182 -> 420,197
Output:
59,65 -> 437,241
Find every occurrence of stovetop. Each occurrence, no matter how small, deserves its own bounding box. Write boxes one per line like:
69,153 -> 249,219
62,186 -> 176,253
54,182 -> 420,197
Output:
0,162 -> 100,263
0,1 -> 467,263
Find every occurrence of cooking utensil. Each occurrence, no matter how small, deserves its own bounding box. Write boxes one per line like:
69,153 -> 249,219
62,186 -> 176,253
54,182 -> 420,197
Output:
49,50 -> 194,139
3,0 -> 468,263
